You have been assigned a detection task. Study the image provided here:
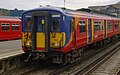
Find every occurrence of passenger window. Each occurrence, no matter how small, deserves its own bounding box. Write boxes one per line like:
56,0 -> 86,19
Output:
79,20 -> 86,33
38,17 -> 45,32
52,15 -> 60,31
99,22 -> 103,30
94,21 -> 99,31
12,23 -> 20,30
107,21 -> 113,30
1,23 -> 10,31
115,21 -> 119,29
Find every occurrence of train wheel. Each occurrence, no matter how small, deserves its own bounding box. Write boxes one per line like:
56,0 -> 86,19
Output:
99,41 -> 104,47
63,54 -> 68,65
104,40 -> 107,46
62,53 -> 70,65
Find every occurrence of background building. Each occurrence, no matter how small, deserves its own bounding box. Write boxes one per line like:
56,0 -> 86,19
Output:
88,2 -> 120,18
10,8 -> 24,17
0,8 -> 24,17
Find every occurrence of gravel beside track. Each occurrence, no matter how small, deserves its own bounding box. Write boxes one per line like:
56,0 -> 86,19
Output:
90,47 -> 120,75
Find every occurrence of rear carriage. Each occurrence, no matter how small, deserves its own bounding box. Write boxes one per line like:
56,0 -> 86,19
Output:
0,16 -> 21,40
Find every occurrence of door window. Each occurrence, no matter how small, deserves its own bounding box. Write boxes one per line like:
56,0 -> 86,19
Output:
79,20 -> 86,33
68,19 -> 72,33
107,21 -> 113,30
115,21 -> 119,29
94,21 -> 99,31
37,16 -> 45,32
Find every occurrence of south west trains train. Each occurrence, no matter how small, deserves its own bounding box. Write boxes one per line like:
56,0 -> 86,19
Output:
0,16 -> 21,40
22,6 -> 120,64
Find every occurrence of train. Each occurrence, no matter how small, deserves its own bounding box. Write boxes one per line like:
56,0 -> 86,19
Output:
0,16 -> 21,40
21,6 -> 120,64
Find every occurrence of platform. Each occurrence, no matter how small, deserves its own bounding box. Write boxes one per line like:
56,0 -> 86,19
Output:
0,39 -> 24,59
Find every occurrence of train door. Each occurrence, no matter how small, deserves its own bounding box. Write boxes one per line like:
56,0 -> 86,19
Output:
72,18 -> 76,47
67,17 -> 75,48
88,19 -> 92,44
104,20 -> 107,38
32,11 -> 50,51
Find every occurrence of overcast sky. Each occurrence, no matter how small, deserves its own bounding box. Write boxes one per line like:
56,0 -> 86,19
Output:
0,0 -> 120,10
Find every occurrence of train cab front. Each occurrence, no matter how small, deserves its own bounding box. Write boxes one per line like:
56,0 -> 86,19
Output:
22,8 -> 67,61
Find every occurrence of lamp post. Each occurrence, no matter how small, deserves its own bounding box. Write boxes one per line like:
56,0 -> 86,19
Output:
64,0 -> 65,8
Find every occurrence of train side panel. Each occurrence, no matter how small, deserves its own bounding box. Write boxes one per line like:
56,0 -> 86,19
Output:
10,21 -> 22,39
75,18 -> 87,49
0,18 -> 21,40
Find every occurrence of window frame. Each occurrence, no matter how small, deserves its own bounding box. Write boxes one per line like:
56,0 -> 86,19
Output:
93,20 -> 103,31
99,21 -> 103,30
79,20 -> 86,33
1,23 -> 10,31
94,20 -> 99,31
24,15 -> 33,32
12,23 -> 20,31
51,14 -> 61,32
107,21 -> 113,30
114,21 -> 119,29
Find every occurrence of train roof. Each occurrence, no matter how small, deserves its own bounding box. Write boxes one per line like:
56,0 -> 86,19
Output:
22,6 -> 64,14
0,16 -> 21,21
23,6 -> 120,20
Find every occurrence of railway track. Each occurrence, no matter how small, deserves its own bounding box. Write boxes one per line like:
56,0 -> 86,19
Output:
49,41 -> 120,75
16,46 -> 103,75
71,44 -> 120,75
10,41 -> 120,75
116,69 -> 120,75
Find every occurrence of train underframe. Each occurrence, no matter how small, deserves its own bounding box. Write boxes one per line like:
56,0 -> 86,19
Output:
25,35 -> 120,65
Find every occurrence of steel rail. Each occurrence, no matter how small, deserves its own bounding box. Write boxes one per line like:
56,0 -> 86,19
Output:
72,44 -> 120,75
49,41 -> 120,75
116,69 -> 120,75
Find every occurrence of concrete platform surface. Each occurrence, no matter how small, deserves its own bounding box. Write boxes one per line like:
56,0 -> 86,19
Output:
0,39 -> 24,59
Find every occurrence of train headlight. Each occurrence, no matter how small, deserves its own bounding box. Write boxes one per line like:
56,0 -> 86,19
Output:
25,41 -> 32,47
53,41 -> 59,47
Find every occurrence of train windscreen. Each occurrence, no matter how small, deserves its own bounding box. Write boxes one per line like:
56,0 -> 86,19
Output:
51,14 -> 60,32
24,15 -> 32,32
23,11 -> 61,32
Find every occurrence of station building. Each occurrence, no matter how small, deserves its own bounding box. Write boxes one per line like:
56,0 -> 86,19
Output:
88,2 -> 120,18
